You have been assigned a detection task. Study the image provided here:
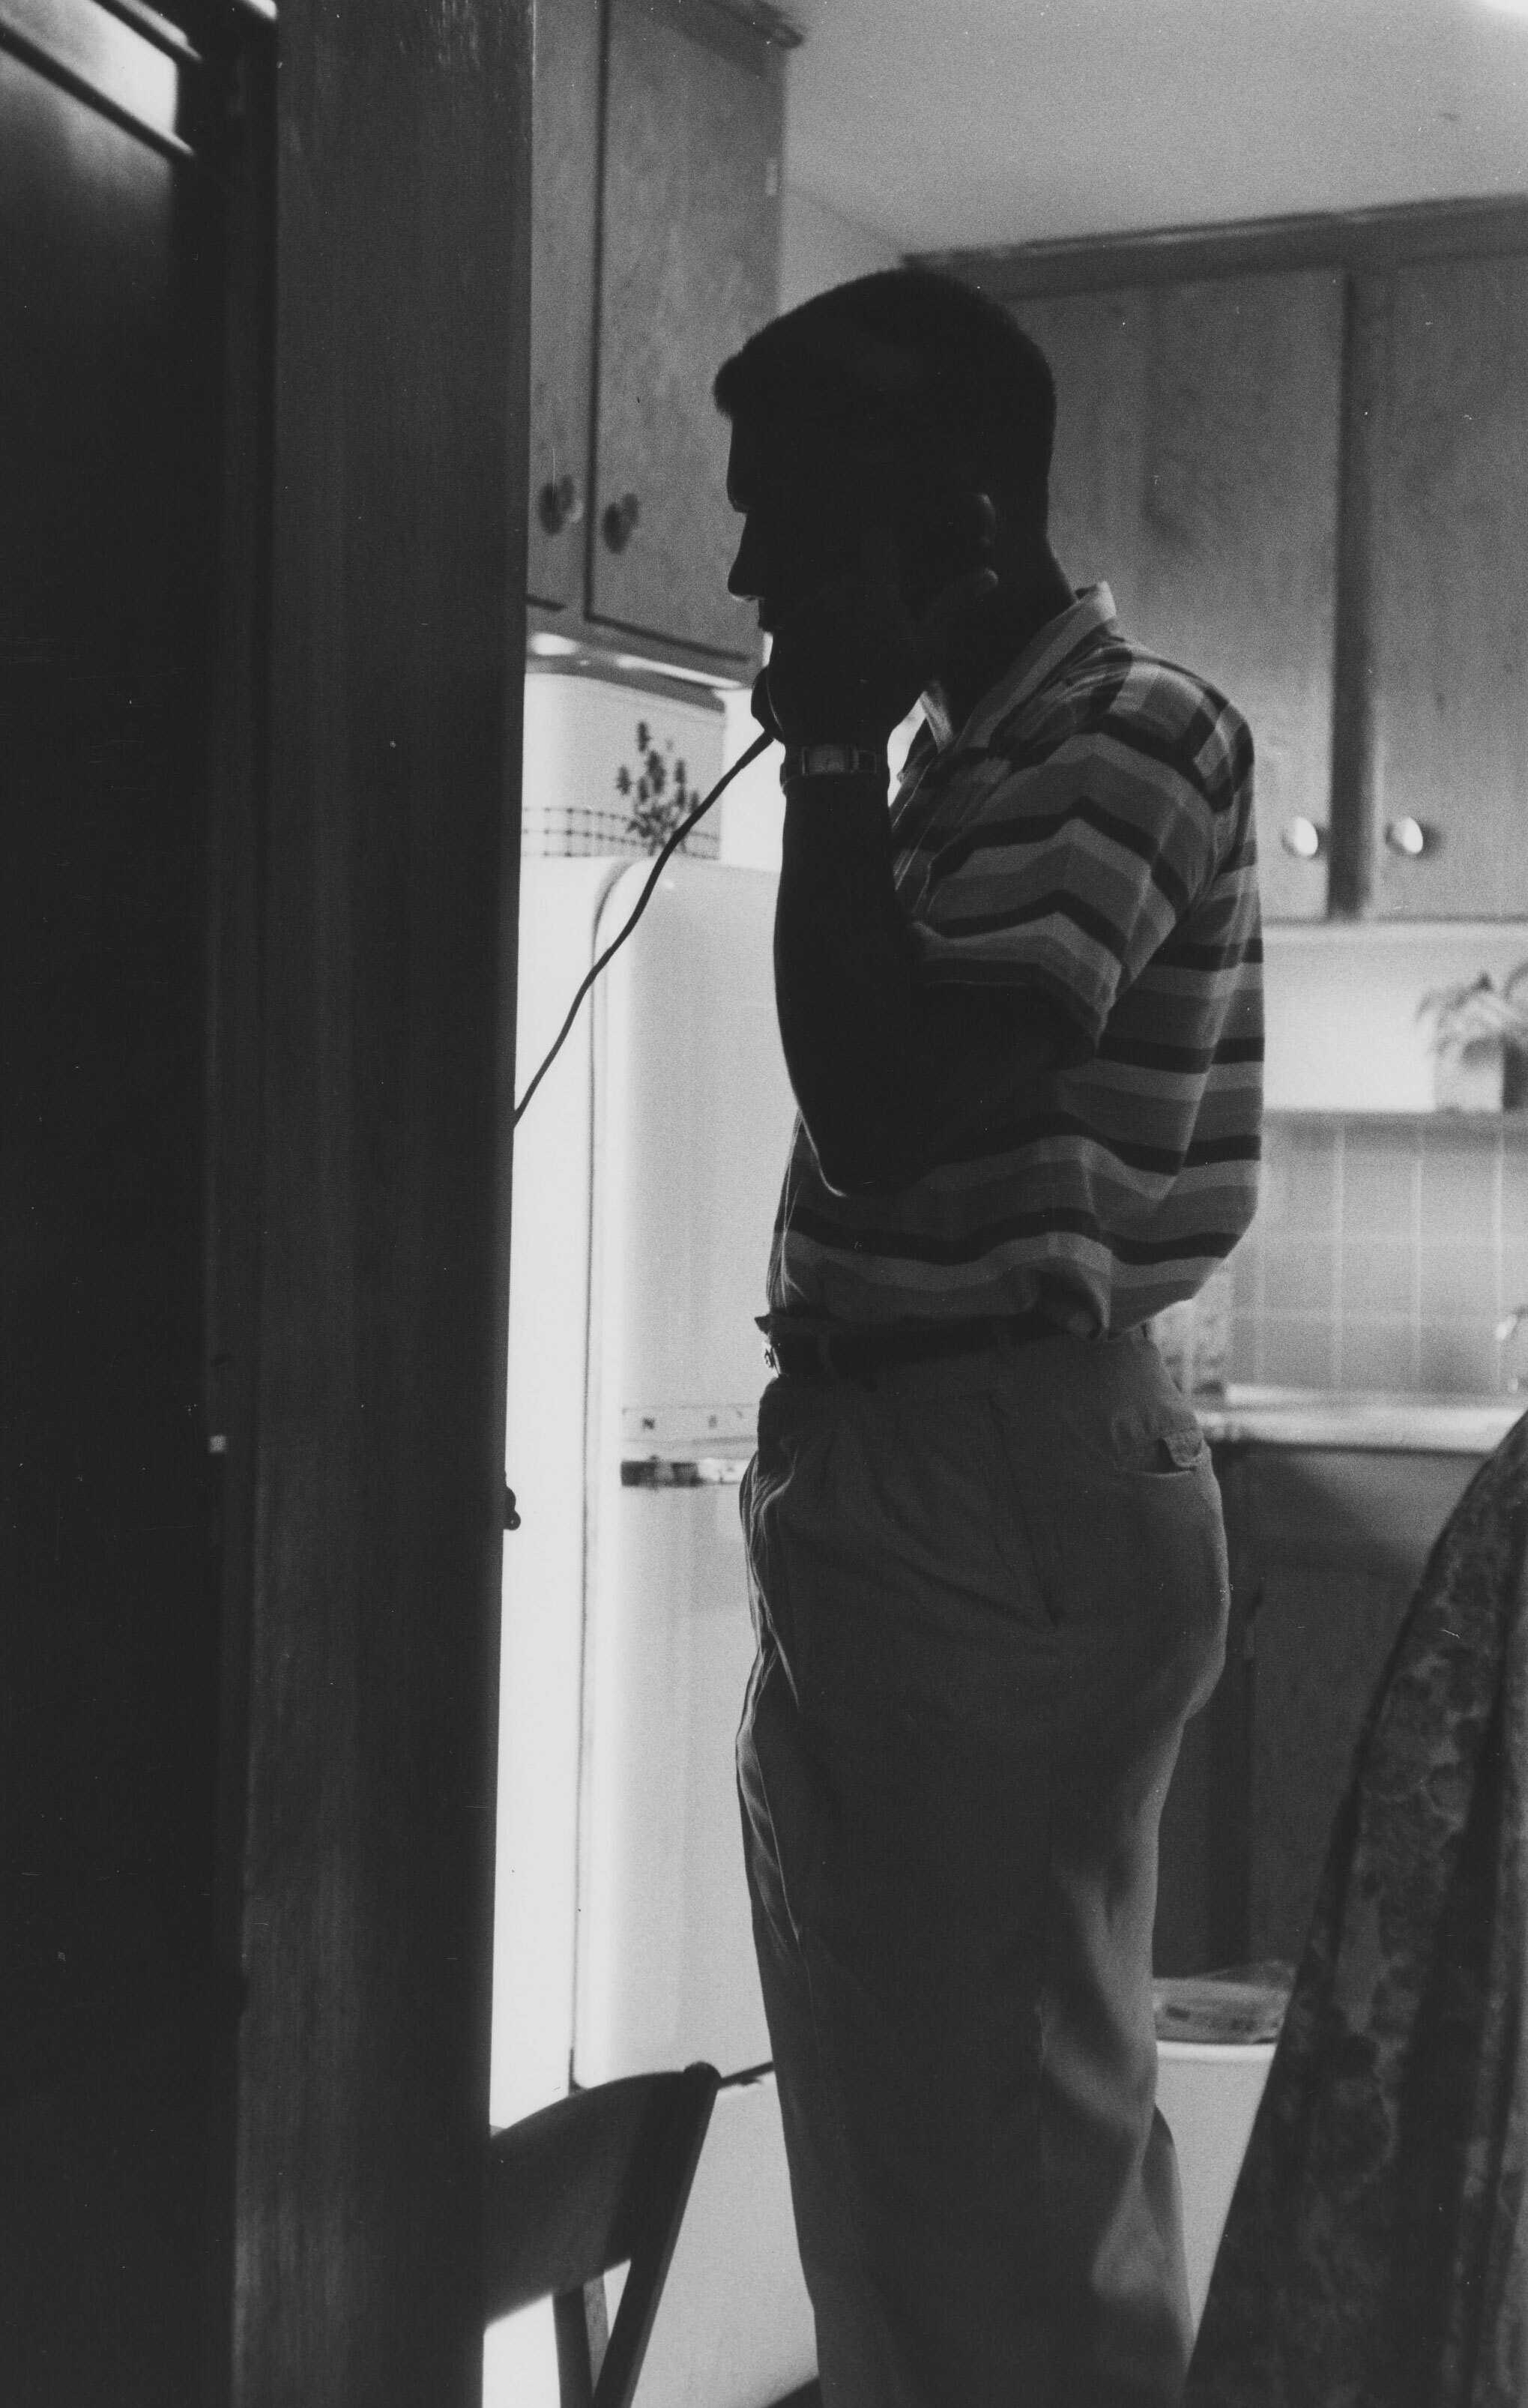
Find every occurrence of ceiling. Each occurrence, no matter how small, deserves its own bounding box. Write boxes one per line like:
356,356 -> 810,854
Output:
782,0 -> 1528,252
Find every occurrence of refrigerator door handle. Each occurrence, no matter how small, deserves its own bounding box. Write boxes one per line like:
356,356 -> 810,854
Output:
620,1455 -> 746,1488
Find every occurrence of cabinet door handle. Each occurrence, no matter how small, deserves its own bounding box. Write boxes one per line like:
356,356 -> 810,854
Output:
1279,816 -> 1326,860
1384,816 -> 1434,859
600,491 -> 641,554
537,473 -> 584,537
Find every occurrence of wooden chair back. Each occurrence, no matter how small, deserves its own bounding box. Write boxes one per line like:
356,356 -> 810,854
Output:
483,2062 -> 719,2408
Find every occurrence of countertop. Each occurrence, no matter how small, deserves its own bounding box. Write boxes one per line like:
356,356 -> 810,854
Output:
617,1389 -> 1527,1479
1199,1386 -> 1525,1454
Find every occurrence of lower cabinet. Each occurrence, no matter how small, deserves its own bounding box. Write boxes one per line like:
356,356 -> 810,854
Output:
1154,1443 -> 1485,1976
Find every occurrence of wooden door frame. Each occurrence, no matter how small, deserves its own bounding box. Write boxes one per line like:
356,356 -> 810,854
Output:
216,4 -> 533,2399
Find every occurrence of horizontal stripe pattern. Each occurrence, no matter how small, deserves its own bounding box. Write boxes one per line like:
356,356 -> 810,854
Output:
768,586 -> 1263,1336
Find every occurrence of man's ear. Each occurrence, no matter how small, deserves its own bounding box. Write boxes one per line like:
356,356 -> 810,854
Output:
916,488 -> 997,594
911,485 -> 996,571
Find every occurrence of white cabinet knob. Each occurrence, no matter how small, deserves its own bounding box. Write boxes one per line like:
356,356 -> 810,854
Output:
1279,816 -> 1325,860
1384,816 -> 1432,858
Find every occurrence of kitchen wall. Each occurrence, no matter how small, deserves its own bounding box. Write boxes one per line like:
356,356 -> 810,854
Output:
1238,920 -> 1528,1397
779,184 -> 900,313
1262,922 -> 1528,1114
1233,1109 -> 1528,1396
1233,920 -> 1528,1395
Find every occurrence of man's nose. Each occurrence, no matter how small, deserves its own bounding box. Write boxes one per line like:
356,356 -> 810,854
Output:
728,521 -> 764,600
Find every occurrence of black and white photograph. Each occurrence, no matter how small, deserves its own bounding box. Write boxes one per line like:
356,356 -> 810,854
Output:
6,2 -> 1528,2401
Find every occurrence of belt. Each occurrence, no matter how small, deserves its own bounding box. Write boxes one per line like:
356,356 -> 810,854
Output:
761,1310 -> 1059,1384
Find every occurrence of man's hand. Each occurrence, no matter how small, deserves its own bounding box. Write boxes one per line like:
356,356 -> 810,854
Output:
753,512 -> 997,751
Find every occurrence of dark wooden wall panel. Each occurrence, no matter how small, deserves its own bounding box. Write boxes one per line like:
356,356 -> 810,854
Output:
1,17 -> 227,2398
229,4 -> 531,2401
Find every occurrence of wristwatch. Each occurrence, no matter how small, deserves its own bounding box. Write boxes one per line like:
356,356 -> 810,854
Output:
779,743 -> 887,786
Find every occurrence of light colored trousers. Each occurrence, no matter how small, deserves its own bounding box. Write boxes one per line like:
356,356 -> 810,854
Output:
737,1329 -> 1230,2408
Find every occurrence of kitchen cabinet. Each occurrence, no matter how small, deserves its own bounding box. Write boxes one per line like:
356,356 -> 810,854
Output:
1019,274 -> 1344,926
1363,256 -> 1528,918
1245,1446 -> 1491,1960
529,0 -> 784,669
956,203 -> 1528,922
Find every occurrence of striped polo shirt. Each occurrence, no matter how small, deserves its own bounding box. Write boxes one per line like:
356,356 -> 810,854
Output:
766,585 -> 1263,1337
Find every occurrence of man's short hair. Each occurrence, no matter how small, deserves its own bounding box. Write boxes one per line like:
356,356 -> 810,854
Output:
713,268 -> 1056,520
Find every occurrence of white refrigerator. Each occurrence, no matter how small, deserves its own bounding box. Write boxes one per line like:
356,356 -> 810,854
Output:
487,853 -> 817,2408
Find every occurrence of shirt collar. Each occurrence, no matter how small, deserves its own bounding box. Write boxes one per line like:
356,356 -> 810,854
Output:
922,582 -> 1118,759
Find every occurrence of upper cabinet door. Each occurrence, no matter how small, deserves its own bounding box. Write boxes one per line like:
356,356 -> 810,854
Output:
527,0 -> 602,611
1368,256 -> 1528,918
588,0 -> 782,662
1017,272 -> 1344,923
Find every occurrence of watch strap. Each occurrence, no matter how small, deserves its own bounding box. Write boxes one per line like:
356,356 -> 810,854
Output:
779,742 -> 887,786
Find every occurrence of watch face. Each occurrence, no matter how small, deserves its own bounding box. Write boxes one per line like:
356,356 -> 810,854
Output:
781,743 -> 884,788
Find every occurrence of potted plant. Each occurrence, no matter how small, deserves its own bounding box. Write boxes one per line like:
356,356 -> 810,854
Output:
1417,969 -> 1528,1111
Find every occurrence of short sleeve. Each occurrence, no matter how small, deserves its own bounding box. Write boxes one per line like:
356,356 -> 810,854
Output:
907,718 -> 1225,1046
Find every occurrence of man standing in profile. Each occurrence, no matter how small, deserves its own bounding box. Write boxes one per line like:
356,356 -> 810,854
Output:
715,270 -> 1262,2408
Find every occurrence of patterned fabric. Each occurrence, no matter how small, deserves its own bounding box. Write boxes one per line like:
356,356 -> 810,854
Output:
767,586 -> 1263,1335
1185,1408 -> 1528,2408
